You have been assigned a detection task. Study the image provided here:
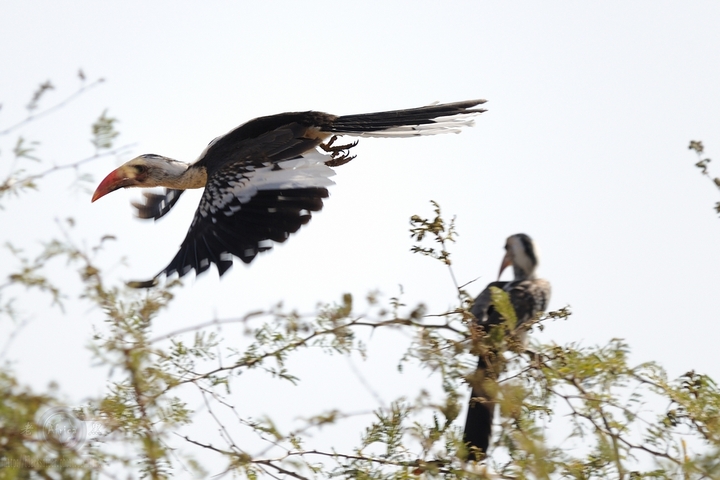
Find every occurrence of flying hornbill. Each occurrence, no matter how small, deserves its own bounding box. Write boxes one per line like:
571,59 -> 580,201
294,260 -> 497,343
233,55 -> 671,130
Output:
463,233 -> 550,460
92,100 -> 486,287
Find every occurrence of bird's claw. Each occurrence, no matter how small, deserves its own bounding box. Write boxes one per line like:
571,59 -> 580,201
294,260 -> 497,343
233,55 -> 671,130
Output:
321,135 -> 358,167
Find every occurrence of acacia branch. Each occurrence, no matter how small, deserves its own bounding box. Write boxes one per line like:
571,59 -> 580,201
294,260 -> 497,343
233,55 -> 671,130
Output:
570,376 -> 626,478
158,314 -> 466,394
0,78 -> 106,136
197,386 -> 246,456
26,143 -> 135,180
0,143 -> 136,198
149,311 -> 265,344
554,386 -> 682,468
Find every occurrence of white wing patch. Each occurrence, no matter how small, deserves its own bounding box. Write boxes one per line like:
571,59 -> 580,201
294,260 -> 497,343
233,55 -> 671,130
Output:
247,150 -> 336,192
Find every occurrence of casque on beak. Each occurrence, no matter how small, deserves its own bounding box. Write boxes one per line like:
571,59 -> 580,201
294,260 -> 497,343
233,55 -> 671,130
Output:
498,250 -> 513,280
91,167 -> 138,202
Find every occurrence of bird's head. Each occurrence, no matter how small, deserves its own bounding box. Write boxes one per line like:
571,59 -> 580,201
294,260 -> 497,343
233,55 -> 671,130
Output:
498,233 -> 539,280
91,154 -> 188,202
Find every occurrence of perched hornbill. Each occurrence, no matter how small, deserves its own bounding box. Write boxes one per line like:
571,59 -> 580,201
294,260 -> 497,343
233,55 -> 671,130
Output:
463,233 -> 551,460
92,100 -> 486,287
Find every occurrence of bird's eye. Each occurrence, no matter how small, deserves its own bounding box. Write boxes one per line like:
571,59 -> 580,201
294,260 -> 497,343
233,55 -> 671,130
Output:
134,165 -> 148,174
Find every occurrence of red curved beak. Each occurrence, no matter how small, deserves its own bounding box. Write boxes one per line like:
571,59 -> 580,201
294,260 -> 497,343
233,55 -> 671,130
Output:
92,168 -> 133,202
497,251 -> 512,280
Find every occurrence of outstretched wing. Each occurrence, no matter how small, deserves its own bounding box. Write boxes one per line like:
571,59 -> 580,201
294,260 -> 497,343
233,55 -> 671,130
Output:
127,118 -> 348,287
129,151 -> 336,288
166,154 -> 333,278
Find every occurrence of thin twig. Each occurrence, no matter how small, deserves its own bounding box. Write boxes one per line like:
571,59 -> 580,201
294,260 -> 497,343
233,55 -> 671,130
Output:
0,78 -> 106,136
149,311 -> 265,344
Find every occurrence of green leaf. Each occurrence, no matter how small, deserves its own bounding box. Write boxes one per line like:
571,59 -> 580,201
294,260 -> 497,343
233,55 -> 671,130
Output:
91,109 -> 119,150
489,286 -> 518,330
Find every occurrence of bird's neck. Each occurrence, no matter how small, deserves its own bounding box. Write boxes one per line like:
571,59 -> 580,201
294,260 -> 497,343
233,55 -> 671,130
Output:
513,265 -> 536,281
158,161 -> 207,190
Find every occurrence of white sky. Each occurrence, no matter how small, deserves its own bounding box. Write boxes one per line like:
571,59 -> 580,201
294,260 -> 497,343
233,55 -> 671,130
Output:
2,1 -> 720,475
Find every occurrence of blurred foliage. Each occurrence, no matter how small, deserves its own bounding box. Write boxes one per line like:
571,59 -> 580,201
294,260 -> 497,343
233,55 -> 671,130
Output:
0,72 -> 128,203
90,110 -> 119,152
409,200 -> 458,267
689,140 -> 720,215
0,79 -> 719,480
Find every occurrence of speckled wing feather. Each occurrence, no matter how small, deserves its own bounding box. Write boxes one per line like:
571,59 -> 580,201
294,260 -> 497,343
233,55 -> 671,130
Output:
476,279 -> 551,329
160,183 -> 329,280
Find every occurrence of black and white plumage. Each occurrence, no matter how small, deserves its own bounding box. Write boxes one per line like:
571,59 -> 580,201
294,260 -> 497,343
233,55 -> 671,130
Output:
91,100 -> 486,287
463,233 -> 551,460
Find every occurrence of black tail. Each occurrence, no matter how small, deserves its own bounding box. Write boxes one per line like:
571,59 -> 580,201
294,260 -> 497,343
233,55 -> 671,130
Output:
463,355 -> 495,461
327,99 -> 487,136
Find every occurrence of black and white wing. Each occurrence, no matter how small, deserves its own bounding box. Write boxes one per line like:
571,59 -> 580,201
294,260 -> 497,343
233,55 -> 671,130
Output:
129,123 -> 336,287
129,155 -> 333,287
474,279 -> 551,330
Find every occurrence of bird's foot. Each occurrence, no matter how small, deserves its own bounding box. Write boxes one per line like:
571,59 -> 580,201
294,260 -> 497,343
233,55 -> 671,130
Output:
320,135 -> 358,167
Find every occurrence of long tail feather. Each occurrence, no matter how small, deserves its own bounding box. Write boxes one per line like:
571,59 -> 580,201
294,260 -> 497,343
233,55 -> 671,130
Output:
327,99 -> 486,138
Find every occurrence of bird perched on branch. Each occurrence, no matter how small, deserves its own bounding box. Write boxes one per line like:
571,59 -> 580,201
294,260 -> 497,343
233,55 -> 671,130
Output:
92,100 -> 486,287
463,233 -> 550,460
